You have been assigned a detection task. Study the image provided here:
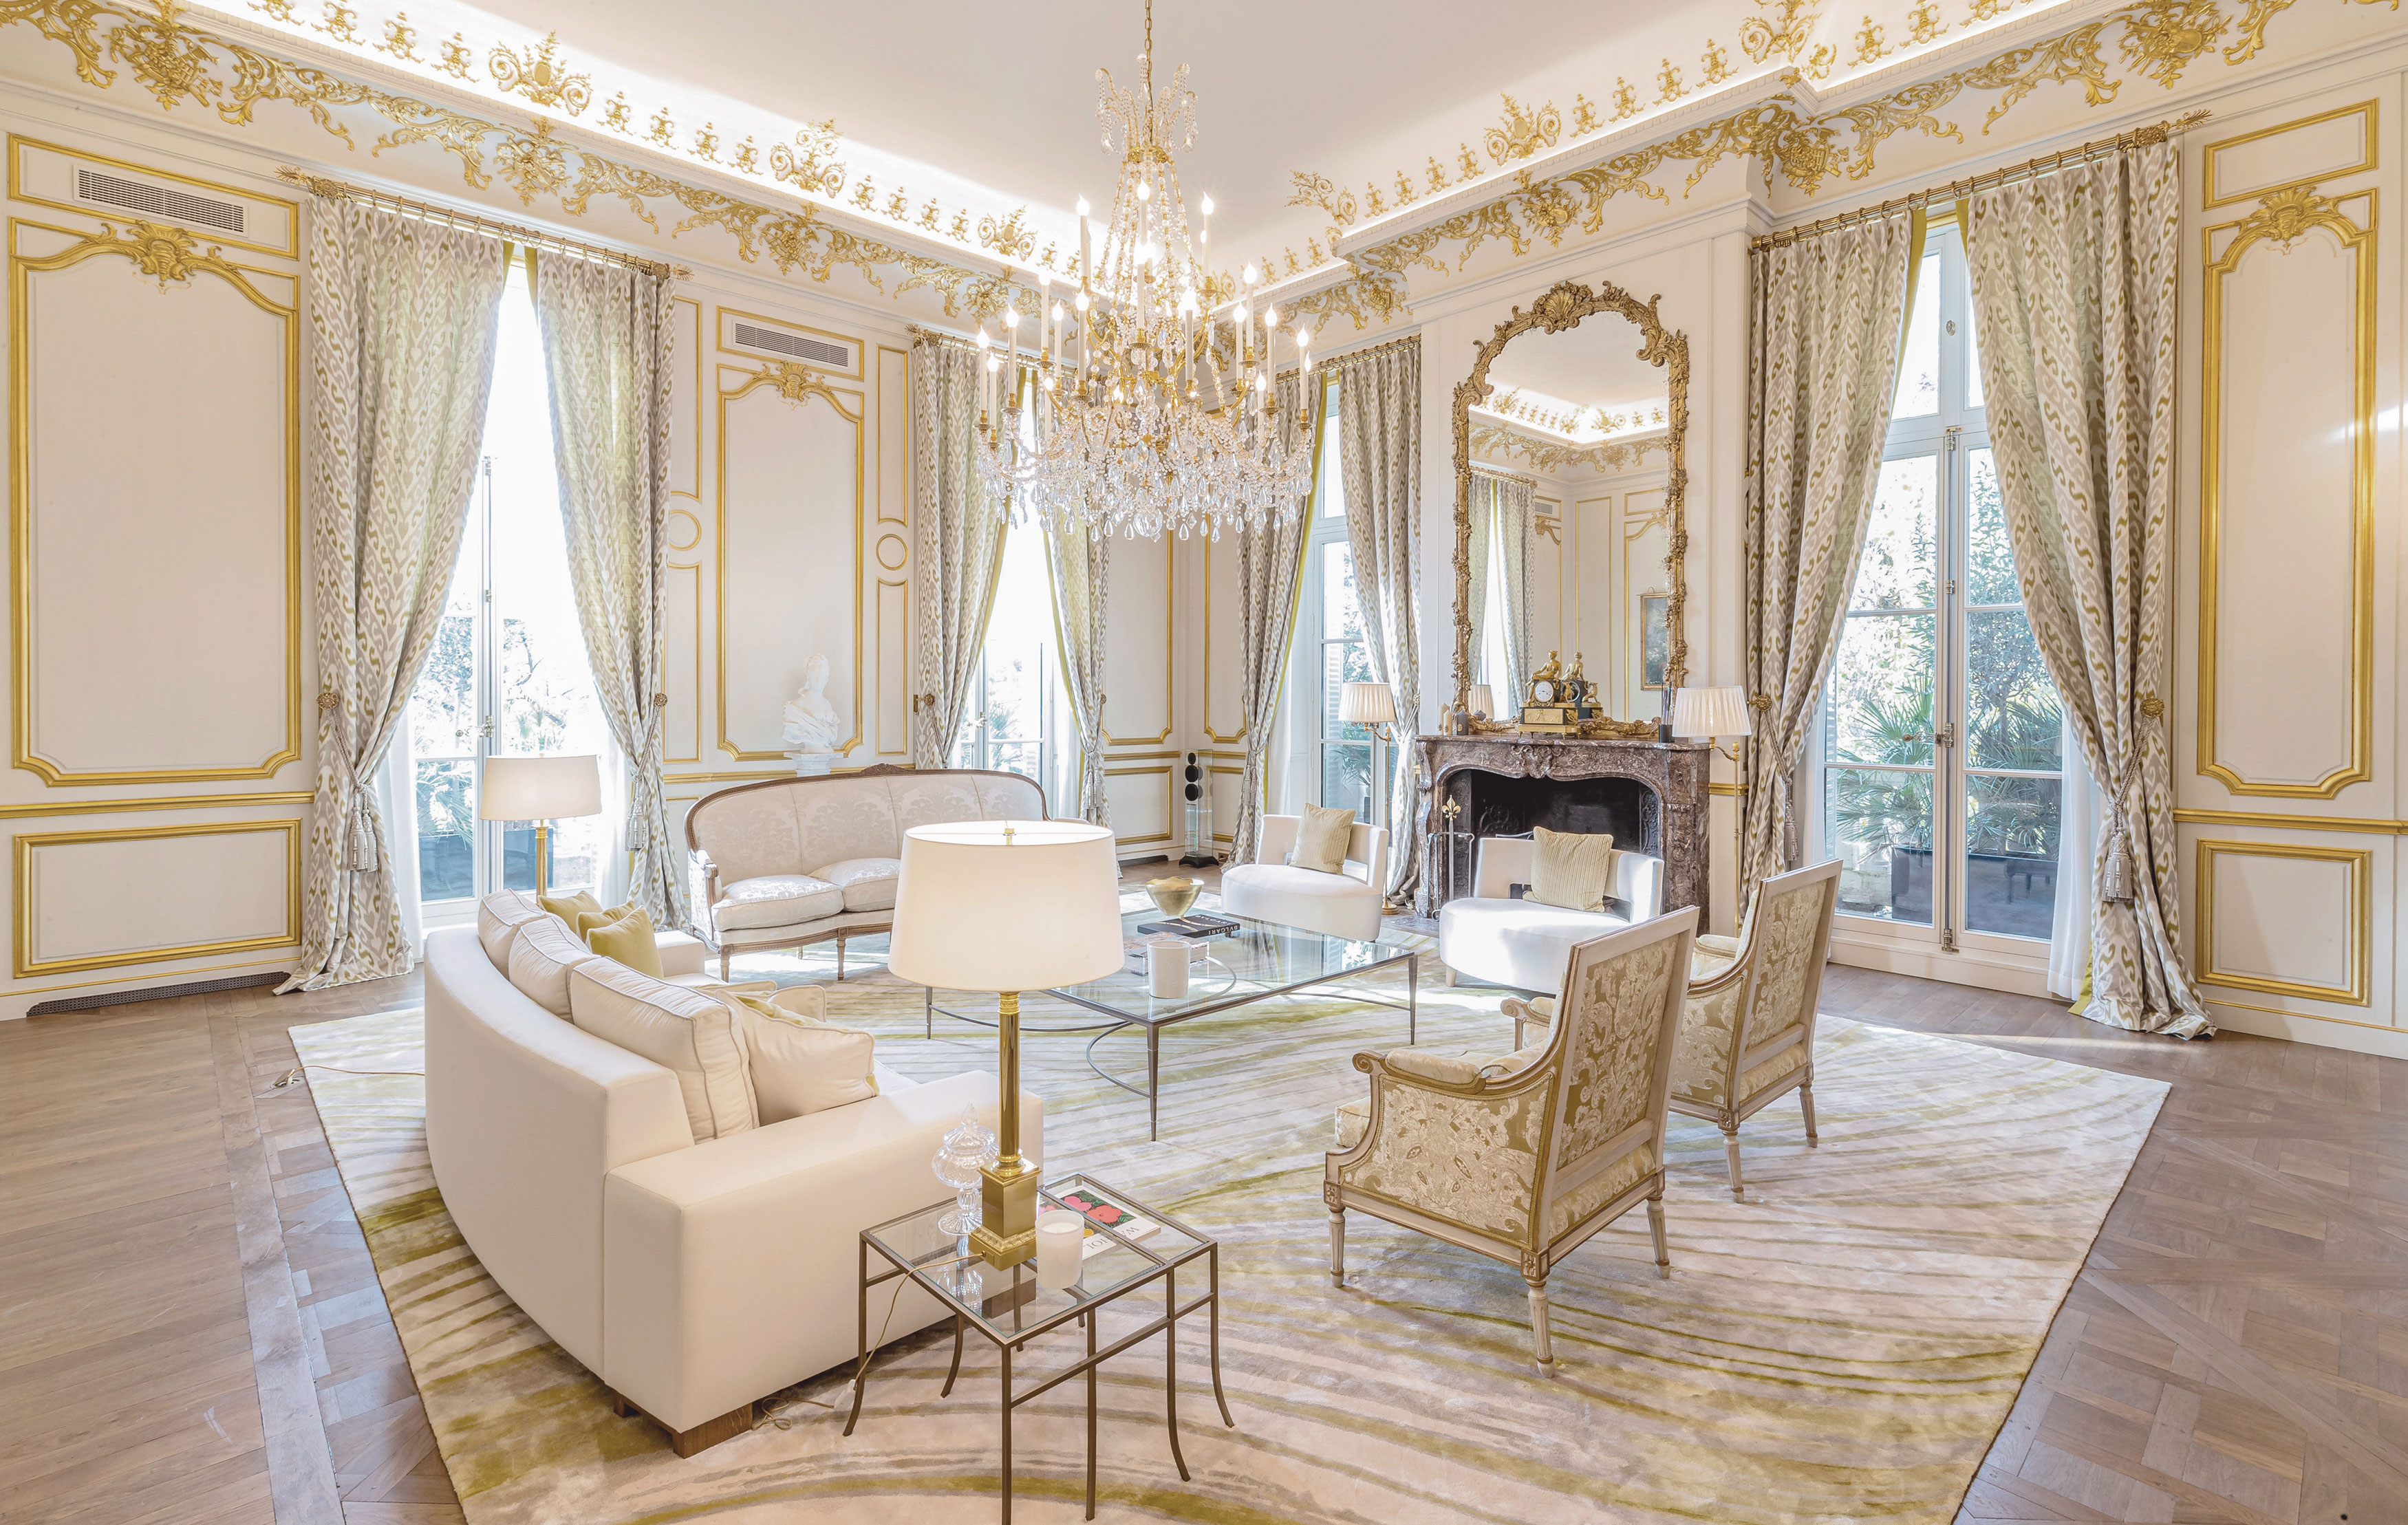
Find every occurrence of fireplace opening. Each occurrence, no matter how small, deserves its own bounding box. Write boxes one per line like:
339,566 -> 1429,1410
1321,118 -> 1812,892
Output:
1430,768 -> 1662,903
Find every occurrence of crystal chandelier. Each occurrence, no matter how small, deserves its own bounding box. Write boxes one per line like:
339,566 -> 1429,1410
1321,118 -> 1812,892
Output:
969,0 -> 1316,541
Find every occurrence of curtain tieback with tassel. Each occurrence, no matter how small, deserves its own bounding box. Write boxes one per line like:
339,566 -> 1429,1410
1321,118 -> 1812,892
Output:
2100,788 -> 2138,905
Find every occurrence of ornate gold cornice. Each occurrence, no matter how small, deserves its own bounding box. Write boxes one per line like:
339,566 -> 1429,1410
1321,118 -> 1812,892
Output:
0,0 -> 1040,320
1470,420 -> 1672,475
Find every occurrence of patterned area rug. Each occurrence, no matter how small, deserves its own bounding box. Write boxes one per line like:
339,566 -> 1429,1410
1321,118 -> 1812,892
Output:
290,928 -> 2164,1524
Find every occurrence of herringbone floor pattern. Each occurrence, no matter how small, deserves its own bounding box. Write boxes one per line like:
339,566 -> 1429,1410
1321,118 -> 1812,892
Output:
1,949 -> 2399,1524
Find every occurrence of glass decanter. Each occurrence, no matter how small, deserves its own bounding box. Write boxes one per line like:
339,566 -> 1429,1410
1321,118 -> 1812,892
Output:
932,1105 -> 998,1237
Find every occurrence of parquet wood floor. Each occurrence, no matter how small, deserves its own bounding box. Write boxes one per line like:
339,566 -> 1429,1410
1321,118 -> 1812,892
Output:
1,955 -> 2399,1524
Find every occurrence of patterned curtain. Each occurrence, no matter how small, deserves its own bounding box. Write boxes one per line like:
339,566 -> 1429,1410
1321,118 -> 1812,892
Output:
1740,215 -> 1918,898
1335,338 -> 1422,899
1044,517 -> 1110,825
533,251 -> 684,929
910,338 -> 1009,770
1494,472 -> 1536,705
284,200 -> 506,989
1228,372 -> 1315,865
1963,142 -> 2209,1039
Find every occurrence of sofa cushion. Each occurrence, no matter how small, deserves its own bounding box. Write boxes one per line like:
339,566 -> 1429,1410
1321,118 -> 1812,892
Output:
508,913 -> 600,1017
972,770 -> 1045,819
815,857 -> 901,913
1439,896 -> 1633,996
1219,862 -> 1383,942
791,780 -> 904,872
476,889 -> 550,971
888,772 -> 988,836
716,874 -> 843,931
732,990 -> 879,1123
568,961 -> 759,1143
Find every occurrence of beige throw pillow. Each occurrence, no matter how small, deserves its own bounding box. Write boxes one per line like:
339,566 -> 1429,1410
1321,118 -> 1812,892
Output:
1284,803 -> 1356,875
568,960 -> 759,1143
731,987 -> 879,1123
1527,827 -> 1615,913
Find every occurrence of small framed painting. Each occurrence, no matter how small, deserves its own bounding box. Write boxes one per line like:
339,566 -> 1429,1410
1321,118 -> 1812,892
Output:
1640,594 -> 1671,691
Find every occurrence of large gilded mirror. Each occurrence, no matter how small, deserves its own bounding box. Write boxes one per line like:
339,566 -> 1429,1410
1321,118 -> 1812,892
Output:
1449,277 -> 1689,727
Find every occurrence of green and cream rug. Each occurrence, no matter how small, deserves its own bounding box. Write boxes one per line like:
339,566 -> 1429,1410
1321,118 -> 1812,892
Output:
291,943 -> 2164,1524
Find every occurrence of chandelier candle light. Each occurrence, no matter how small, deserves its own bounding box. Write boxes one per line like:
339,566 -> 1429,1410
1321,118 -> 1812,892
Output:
971,0 -> 1317,541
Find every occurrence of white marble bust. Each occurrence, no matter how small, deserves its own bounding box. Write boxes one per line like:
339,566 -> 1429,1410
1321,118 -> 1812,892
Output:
781,654 -> 842,775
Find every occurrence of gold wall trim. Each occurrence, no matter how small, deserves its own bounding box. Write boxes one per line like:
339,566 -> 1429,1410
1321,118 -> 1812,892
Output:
1453,287 -> 1688,709
8,134 -> 299,258
2204,99 -> 2378,208
2203,994 -> 2403,1035
0,790 -> 314,820
663,563 -> 703,764
1201,539 -> 1243,744
1104,763 -> 1176,846
13,818 -> 302,978
9,217 -> 302,788
2193,838 -> 2372,1007
876,345 -> 910,526
674,295 -> 702,500
2197,185 -> 2376,800
1102,536 -> 1175,745
715,359 -> 863,761
2173,807 -> 2408,834
665,769 -> 810,784
1708,781 -> 1742,797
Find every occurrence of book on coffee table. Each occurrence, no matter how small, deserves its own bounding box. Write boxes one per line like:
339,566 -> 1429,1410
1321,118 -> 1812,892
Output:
1135,913 -> 1240,939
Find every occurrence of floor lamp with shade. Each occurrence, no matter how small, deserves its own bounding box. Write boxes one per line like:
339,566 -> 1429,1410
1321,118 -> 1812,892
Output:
479,755 -> 601,896
887,819 -> 1123,1269
1671,686 -> 1754,890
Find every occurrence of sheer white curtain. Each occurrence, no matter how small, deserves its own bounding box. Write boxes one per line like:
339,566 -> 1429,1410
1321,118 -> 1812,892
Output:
2048,714 -> 2098,1001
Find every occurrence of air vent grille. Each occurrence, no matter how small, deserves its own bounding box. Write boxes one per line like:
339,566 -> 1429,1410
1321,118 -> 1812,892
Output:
733,321 -> 848,369
76,169 -> 245,232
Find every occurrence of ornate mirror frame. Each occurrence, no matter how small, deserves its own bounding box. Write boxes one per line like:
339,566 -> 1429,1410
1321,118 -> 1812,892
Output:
1450,277 -> 1690,712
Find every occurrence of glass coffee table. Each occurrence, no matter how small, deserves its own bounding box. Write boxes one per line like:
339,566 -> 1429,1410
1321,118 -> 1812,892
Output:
847,1172 -> 1229,1523
925,904 -> 1420,1138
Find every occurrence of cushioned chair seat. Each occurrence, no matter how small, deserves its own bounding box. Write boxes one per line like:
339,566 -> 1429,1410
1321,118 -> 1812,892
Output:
1221,862 -> 1382,941
814,857 -> 901,913
716,874 -> 843,931
1438,896 -> 1635,993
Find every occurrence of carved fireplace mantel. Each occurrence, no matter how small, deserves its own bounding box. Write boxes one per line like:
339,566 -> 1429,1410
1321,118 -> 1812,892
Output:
1413,733 -> 1711,923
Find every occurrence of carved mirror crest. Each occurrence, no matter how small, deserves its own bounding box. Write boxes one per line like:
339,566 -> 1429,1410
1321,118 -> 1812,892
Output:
1449,277 -> 1690,724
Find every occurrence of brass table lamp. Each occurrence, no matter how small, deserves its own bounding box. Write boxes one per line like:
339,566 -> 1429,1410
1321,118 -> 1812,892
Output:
477,754 -> 601,895
887,819 -> 1123,1269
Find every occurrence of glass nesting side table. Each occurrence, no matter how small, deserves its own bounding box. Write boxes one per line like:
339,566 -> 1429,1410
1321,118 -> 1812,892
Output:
847,1172 -> 1232,1523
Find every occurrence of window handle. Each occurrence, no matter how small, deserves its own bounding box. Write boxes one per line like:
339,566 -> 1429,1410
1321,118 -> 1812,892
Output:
1934,723 -> 1955,748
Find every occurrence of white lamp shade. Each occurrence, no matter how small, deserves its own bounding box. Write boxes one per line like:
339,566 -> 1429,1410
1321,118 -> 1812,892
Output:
1465,683 -> 1496,718
1340,681 -> 1395,726
1670,686 -> 1753,739
477,754 -> 602,821
887,820 -> 1124,993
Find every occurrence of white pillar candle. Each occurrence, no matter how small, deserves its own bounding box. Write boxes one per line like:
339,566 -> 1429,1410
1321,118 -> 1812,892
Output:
1035,1210 -> 1084,1290
1146,941 -> 1190,999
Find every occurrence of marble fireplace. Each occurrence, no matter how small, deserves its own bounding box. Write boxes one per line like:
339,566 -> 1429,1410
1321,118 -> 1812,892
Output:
1412,733 -> 1711,923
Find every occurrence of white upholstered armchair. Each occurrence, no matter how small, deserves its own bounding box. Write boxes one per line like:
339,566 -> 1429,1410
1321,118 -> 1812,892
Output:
1324,907 -> 1698,1367
1437,835 -> 1665,993
1218,814 -> 1390,941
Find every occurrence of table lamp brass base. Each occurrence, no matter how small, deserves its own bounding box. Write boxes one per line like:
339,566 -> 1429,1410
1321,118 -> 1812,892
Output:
970,1154 -> 1039,1268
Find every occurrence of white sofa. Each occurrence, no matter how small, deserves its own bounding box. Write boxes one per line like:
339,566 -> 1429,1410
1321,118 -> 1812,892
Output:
686,764 -> 1046,980
424,906 -> 1041,1456
1437,835 -> 1666,995
1218,814 -> 1391,941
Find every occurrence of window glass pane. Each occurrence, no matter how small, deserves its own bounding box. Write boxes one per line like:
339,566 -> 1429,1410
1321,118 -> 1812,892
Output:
1322,542 -> 1363,644
1966,607 -> 2061,771
410,602 -> 477,761
1827,614 -> 1935,766
1322,639 -> 1371,742
1322,743 -> 1373,822
1964,448 -> 2019,605
1851,456 -> 1939,609
1965,295 -> 1984,411
1964,775 -> 2058,938
416,759 -> 475,900
1318,385 -> 1345,517
1892,250 -> 1940,418
1825,766 -> 1933,924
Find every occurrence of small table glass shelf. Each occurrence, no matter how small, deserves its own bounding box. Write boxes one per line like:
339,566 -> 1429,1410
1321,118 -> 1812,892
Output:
848,1172 -> 1231,1523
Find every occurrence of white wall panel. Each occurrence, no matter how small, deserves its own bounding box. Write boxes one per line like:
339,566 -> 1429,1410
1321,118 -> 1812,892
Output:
1104,531 -> 1172,746
1203,533 -> 1244,744
16,819 -> 297,977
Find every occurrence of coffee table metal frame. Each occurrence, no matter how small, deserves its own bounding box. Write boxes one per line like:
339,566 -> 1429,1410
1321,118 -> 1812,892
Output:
846,1172 -> 1232,1523
923,909 -> 1419,1139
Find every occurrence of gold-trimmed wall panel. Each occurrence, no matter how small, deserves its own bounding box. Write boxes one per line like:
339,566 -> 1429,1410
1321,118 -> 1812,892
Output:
1103,530 -> 1174,746
13,818 -> 301,977
2193,838 -> 2372,1007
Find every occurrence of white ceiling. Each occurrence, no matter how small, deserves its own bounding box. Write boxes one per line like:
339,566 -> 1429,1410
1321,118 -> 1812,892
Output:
449,0 -> 1732,250
1485,314 -> 1668,415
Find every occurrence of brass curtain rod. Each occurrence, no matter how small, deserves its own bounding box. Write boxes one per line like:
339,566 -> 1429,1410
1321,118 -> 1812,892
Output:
277,167 -> 689,281
1749,109 -> 2209,251
1315,331 -> 1421,371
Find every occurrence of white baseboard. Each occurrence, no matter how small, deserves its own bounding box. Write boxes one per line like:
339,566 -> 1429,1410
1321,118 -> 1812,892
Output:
2205,999 -> 2408,1061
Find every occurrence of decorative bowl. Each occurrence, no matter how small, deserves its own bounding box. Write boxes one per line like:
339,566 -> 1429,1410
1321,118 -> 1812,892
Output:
1144,876 -> 1201,918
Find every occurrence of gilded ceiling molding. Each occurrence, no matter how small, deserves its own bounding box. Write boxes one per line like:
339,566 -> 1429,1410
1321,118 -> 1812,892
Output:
1292,0 -> 2319,329
1470,420 -> 1671,475
0,0 -> 1040,320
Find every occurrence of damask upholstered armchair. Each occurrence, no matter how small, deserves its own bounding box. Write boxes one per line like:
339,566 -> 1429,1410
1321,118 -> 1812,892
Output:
1324,907 -> 1697,1368
1667,858 -> 1841,1198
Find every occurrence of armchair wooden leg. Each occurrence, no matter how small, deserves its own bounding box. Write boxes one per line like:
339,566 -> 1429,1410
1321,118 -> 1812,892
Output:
1800,1079 -> 1819,1146
718,948 -> 731,981
1526,1277 -> 1556,1369
1720,1122 -> 1745,1200
1328,1208 -> 1346,1287
1646,1191 -> 1670,1279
